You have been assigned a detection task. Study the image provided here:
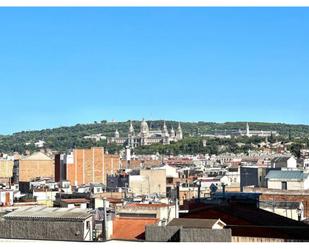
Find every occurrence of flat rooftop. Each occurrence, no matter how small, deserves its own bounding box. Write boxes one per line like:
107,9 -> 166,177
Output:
3,206 -> 92,221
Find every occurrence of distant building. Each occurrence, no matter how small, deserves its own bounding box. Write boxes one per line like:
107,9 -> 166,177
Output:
0,159 -> 14,185
107,174 -> 129,191
115,203 -> 176,226
271,156 -> 297,169
207,123 -> 279,138
240,165 -> 267,192
13,152 -> 55,191
34,140 -> 46,148
108,119 -> 183,148
55,147 -> 121,186
129,168 -> 166,196
83,134 -> 106,142
265,170 -> 309,191
301,158 -> 309,169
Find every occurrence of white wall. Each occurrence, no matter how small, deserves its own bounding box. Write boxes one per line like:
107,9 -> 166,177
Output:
83,217 -> 93,241
287,157 -> 297,169
33,191 -> 57,201
158,206 -> 176,225
267,180 -> 306,190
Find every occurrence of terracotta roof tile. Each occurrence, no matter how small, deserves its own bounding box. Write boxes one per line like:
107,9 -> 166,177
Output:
112,217 -> 159,240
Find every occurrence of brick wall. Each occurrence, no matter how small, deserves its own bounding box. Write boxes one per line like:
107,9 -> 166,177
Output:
0,160 -> 14,178
19,159 -> 55,182
66,148 -> 121,186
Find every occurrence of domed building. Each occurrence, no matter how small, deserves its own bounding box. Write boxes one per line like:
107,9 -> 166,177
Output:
107,119 -> 183,148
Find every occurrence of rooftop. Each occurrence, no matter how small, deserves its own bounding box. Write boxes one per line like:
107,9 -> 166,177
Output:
180,202 -> 309,240
3,206 -> 92,221
271,156 -> 294,164
112,217 -> 159,241
265,170 -> 309,180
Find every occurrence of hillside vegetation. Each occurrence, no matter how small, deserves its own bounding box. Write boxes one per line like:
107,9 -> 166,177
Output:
1,120 -> 309,155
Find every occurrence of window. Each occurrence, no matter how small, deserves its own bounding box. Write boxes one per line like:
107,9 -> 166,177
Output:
86,221 -> 90,229
281,181 -> 287,190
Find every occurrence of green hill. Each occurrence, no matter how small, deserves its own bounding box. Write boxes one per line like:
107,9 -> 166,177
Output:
1,120 -> 309,154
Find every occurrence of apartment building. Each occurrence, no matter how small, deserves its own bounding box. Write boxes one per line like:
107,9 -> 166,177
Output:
55,147 -> 121,186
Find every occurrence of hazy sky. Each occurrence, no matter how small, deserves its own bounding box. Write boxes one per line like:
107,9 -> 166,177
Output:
0,7 -> 308,134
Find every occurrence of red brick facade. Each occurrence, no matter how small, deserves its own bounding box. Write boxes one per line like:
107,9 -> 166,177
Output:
64,147 -> 121,186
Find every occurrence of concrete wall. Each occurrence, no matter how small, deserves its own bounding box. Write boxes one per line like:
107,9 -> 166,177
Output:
0,218 -> 92,241
180,228 -> 232,242
145,225 -> 232,242
129,169 -> 166,196
129,175 -> 151,195
145,225 -> 180,241
268,180 -> 305,191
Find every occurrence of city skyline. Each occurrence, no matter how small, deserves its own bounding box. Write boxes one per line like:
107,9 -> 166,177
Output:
0,7 -> 308,134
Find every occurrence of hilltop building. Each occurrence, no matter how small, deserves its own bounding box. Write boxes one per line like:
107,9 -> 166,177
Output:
205,123 -> 279,138
108,119 -> 183,148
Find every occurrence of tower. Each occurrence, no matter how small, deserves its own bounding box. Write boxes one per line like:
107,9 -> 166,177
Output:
128,121 -> 135,148
246,123 -> 250,137
128,121 -> 135,137
140,119 -> 150,146
163,121 -> 170,145
163,121 -> 169,137
170,126 -> 176,139
114,129 -> 120,138
176,122 -> 183,140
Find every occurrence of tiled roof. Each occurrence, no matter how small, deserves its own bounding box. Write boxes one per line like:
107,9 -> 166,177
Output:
265,170 -> 308,180
112,217 -> 159,240
3,206 -> 92,221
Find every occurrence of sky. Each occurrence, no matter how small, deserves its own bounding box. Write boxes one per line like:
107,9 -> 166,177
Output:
0,7 -> 308,134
